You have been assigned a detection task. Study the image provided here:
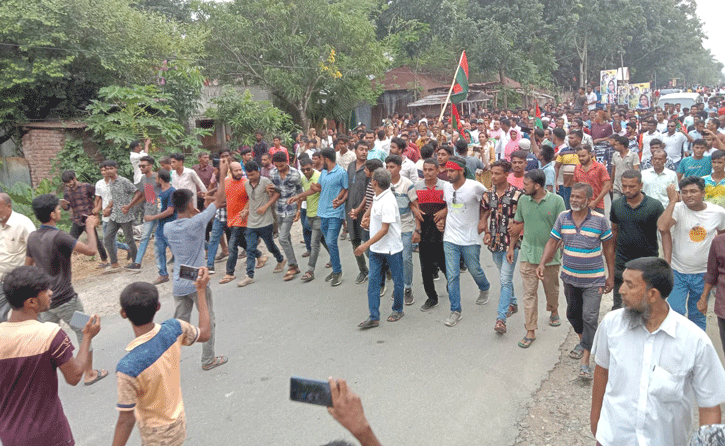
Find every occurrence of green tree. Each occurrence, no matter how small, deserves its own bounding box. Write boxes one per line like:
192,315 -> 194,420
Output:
200,0 -> 387,130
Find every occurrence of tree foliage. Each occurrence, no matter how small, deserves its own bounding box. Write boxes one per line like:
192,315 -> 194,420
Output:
200,0 -> 387,130
206,88 -> 300,149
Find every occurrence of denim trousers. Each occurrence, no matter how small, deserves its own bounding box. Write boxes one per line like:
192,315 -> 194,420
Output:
367,251 -> 404,321
491,249 -> 518,322
70,222 -> 107,262
174,287 -> 215,366
419,241 -> 446,301
207,218 -> 228,269
301,208 -> 312,252
564,283 -> 602,351
0,287 -> 10,322
320,217 -> 344,274
226,226 -> 248,275
558,186 -> 571,210
245,225 -> 284,278
306,216 -> 329,271
278,215 -> 297,267
104,220 -> 137,265
401,231 -> 413,289
154,232 -> 170,277
669,270 -> 706,330
134,220 -> 157,264
443,242 -> 490,312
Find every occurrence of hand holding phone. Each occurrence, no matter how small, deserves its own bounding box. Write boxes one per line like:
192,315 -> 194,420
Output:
69,311 -> 90,330
290,377 -> 333,407
179,264 -> 200,282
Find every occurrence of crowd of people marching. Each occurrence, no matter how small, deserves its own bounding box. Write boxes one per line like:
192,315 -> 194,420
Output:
5,86 -> 725,446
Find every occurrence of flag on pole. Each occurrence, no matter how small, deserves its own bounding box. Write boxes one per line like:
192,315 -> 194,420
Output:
535,101 -> 543,129
450,51 -> 469,104
451,103 -> 464,134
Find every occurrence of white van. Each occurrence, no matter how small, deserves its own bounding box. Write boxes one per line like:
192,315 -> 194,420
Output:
658,92 -> 703,109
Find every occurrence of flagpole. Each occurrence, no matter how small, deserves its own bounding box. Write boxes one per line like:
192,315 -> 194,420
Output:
438,51 -> 466,123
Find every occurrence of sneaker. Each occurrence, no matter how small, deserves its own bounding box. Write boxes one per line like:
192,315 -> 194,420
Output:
433,271 -> 440,281
404,288 -> 414,306
124,263 -> 141,272
420,299 -> 438,312
153,275 -> 169,285
208,267 -> 216,275
237,276 -> 255,287
325,272 -> 334,282
331,272 -> 343,287
301,251 -> 311,258
444,311 -> 462,327
476,289 -> 490,305
355,271 -> 369,284
380,283 -> 387,297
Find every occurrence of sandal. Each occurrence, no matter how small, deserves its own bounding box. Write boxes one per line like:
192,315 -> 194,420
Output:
387,311 -> 404,322
549,314 -> 561,327
202,356 -> 228,371
325,262 -> 332,269
518,337 -> 536,349
300,271 -> 315,283
494,319 -> 507,334
569,344 -> 584,360
283,267 -> 300,281
273,259 -> 287,273
256,255 -> 268,269
218,275 -> 235,284
84,369 -> 109,386
507,303 -> 518,317
358,318 -> 379,329
579,364 -> 593,380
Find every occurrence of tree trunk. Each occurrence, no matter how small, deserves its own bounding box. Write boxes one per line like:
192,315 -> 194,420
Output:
499,67 -> 508,109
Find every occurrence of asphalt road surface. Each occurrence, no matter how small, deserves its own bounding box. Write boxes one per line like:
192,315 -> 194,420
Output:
59,244 -> 570,446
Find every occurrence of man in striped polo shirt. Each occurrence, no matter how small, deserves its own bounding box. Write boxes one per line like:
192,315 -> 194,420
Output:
537,182 -> 615,380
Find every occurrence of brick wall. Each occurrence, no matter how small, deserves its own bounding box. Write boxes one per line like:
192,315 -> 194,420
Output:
21,127 -> 66,187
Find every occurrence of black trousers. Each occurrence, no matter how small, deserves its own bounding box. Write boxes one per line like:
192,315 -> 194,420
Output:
419,241 -> 447,301
70,222 -> 107,262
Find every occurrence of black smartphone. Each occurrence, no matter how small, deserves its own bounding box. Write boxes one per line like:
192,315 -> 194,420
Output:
179,264 -> 200,282
290,377 -> 333,407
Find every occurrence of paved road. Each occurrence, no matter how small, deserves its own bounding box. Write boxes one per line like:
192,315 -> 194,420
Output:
60,243 -> 570,446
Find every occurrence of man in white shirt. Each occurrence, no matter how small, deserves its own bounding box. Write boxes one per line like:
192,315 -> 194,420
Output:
661,120 -> 694,166
169,153 -> 207,208
354,168 -> 404,329
94,164 -> 130,260
438,157 -> 491,327
591,257 -> 725,446
388,137 -> 419,182
0,193 -> 36,321
641,119 -> 663,164
642,150 -> 679,208
335,136 -> 356,171
655,110 -> 668,133
586,86 -> 598,111
373,129 -> 391,155
129,139 -> 149,184
658,177 -> 725,330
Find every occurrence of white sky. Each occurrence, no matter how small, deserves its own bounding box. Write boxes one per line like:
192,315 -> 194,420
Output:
697,0 -> 725,72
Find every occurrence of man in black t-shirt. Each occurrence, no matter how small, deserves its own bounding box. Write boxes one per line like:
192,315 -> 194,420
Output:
26,194 -> 108,385
414,158 -> 448,311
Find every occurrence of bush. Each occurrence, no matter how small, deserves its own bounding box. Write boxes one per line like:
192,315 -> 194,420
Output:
3,178 -> 71,230
53,138 -> 99,185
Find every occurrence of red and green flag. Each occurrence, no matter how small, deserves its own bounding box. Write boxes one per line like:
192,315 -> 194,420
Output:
535,101 -> 543,129
451,103 -> 464,134
450,51 -> 469,104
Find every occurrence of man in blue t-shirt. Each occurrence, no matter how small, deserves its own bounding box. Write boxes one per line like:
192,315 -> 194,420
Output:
142,169 -> 176,285
163,160 -> 229,371
315,148 -> 349,286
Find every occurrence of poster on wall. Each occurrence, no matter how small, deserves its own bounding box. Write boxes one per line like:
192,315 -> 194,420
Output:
629,82 -> 652,109
600,70 -> 617,105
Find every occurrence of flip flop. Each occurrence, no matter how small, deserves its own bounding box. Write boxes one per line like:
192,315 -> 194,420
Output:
218,275 -> 235,284
569,344 -> 584,359
549,314 -> 561,327
202,356 -> 228,371
518,337 -> 536,349
579,364 -> 593,380
84,369 -> 109,386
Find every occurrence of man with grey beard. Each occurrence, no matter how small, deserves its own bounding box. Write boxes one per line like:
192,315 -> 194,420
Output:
590,257 -> 725,446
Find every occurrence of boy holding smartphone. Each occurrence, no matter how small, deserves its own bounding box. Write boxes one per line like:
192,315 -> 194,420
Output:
111,268 -> 212,446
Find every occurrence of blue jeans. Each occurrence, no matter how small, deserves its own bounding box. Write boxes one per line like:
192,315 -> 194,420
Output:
367,251 -> 404,320
558,186 -> 571,210
245,225 -> 284,278
226,226 -> 247,275
207,218 -> 227,269
491,249 -> 518,322
443,242 -> 490,312
134,220 -> 157,264
320,217 -> 344,273
301,208 -> 312,252
669,270 -> 706,330
401,232 -> 413,289
102,221 -> 129,252
154,232 -> 169,277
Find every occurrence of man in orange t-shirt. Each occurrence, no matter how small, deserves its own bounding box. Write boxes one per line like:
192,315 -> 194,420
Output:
219,162 -> 248,284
